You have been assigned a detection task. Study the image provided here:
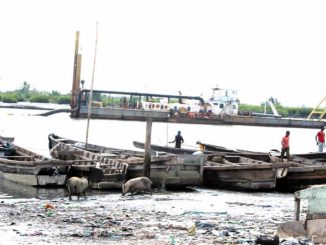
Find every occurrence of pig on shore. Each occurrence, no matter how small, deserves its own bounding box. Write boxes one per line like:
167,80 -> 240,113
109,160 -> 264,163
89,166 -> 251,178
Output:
122,176 -> 153,196
66,176 -> 88,201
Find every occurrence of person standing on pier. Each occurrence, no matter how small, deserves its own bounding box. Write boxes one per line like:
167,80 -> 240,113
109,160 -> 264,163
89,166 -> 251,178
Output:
170,131 -> 184,148
315,126 -> 325,152
281,130 -> 290,162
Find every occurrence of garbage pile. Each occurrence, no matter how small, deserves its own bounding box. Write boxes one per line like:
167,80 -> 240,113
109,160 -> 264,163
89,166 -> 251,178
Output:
0,189 -> 308,244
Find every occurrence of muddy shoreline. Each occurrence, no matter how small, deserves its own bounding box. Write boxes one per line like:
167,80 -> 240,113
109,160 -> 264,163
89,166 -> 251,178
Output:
0,188 -> 299,244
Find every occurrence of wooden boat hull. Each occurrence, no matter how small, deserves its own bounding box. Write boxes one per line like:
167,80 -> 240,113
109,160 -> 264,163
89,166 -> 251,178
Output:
49,134 -> 204,188
276,166 -> 326,192
203,166 -> 277,191
134,140 -> 291,190
125,154 -> 204,188
50,142 -> 128,190
202,155 -> 294,191
198,141 -> 326,162
242,154 -> 326,192
0,143 -> 69,187
0,172 -> 66,186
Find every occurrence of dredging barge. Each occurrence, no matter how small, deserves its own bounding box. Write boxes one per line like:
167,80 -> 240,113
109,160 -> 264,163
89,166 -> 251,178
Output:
66,30 -> 325,128
68,89 -> 326,129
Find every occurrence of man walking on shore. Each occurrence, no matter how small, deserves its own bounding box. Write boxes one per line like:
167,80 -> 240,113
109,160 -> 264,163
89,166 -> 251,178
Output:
315,126 -> 325,152
281,131 -> 290,162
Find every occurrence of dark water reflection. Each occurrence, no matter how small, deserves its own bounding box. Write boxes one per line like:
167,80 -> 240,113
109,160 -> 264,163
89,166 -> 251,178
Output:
0,175 -> 64,199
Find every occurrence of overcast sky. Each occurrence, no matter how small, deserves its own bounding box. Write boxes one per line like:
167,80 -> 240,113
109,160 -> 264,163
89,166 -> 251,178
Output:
0,0 -> 326,107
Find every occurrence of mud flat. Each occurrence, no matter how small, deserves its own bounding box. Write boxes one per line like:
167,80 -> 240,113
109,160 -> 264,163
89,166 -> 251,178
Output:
0,188 -> 299,244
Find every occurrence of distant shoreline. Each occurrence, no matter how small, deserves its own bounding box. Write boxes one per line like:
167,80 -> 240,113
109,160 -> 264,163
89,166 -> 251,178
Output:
0,104 -> 53,110
0,102 -> 70,111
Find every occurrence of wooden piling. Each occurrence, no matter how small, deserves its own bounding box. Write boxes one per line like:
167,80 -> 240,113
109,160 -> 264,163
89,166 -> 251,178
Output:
143,118 -> 152,177
71,31 -> 80,109
294,191 -> 300,221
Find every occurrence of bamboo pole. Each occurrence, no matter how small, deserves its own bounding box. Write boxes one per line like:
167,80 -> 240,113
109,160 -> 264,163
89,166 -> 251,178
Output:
85,21 -> 99,150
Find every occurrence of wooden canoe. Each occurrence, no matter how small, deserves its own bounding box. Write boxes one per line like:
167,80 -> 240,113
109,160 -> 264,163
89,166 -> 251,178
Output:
49,134 -> 205,189
50,142 -> 128,190
134,139 -> 326,192
196,141 -> 326,162
0,143 -> 69,187
203,155 -> 296,191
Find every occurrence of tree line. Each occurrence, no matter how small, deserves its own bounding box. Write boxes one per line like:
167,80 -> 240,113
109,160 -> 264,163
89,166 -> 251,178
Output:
239,103 -> 312,118
0,82 -> 71,104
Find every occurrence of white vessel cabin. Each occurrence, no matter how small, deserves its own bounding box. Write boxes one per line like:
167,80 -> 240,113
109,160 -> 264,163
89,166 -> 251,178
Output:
205,87 -> 239,115
139,87 -> 239,116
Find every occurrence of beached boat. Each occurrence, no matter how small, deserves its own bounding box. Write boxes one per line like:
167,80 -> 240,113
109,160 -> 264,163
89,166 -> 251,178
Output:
275,156 -> 326,192
0,143 -> 69,187
209,149 -> 326,192
220,152 -> 326,192
49,142 -> 128,189
134,140 -> 326,191
133,141 -> 291,191
202,154 -> 296,191
49,134 -> 205,189
196,141 -> 326,162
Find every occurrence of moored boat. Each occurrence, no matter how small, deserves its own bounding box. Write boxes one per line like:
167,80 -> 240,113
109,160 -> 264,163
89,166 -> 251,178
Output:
195,141 -> 326,162
133,140 -> 326,192
49,134 -> 205,189
0,143 -> 69,187
203,154 -> 296,191
49,142 -> 128,189
275,157 -> 326,192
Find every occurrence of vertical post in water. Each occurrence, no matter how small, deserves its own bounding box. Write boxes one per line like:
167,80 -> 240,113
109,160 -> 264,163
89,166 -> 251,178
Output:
143,118 -> 152,177
71,31 -> 80,110
294,192 -> 300,221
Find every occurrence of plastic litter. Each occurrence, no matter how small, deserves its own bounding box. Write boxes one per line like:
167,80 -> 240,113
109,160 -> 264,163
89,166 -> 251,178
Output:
187,224 -> 196,236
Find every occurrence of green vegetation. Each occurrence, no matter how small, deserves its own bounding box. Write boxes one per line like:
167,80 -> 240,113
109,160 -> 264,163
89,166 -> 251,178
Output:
0,82 -> 71,104
239,103 -> 313,118
0,82 -> 314,118
238,96 -> 313,118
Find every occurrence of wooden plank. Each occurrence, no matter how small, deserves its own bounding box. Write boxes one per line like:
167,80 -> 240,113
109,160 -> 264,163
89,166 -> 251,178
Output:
0,155 -> 36,159
57,150 -> 83,156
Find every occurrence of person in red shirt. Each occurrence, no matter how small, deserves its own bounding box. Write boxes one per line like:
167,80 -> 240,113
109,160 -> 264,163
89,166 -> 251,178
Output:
281,131 -> 290,162
315,126 -> 325,152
